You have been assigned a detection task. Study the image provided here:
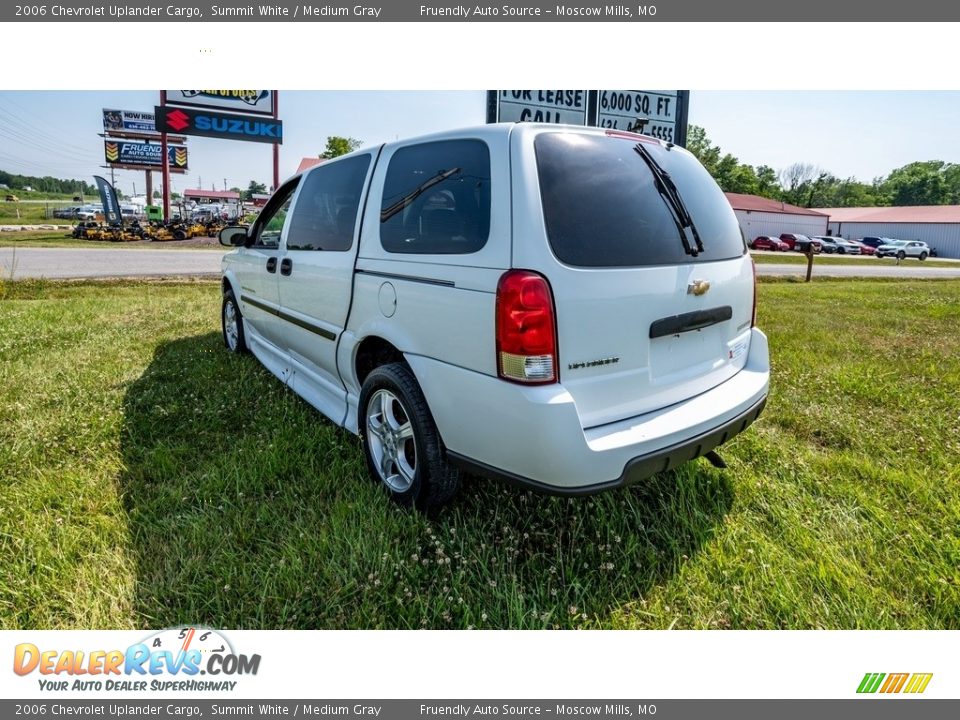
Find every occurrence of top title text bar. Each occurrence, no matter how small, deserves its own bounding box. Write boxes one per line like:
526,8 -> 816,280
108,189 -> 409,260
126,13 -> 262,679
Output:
4,0 -> 959,22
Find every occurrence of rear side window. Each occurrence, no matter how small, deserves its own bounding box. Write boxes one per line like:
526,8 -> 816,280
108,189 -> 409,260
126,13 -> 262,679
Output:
534,133 -> 745,267
380,140 -> 490,254
287,154 -> 371,251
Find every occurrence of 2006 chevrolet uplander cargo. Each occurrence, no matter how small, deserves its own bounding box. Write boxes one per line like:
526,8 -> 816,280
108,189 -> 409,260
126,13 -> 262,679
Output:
219,123 -> 770,509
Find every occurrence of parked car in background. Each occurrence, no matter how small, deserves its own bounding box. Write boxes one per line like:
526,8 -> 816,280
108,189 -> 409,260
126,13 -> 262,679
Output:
750,235 -> 790,251
780,233 -> 821,253
876,240 -> 931,260
74,205 -> 103,221
53,206 -> 78,219
850,240 -> 876,255
218,124 -> 769,508
811,236 -> 839,253
811,236 -> 860,255
858,236 -> 889,250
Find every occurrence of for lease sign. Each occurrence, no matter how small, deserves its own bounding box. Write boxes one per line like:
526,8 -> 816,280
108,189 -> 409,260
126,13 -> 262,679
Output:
490,90 -> 689,146
596,90 -> 680,143
496,90 -> 589,125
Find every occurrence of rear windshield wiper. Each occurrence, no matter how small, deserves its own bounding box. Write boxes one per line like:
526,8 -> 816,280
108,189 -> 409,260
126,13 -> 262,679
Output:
380,167 -> 461,223
634,143 -> 704,256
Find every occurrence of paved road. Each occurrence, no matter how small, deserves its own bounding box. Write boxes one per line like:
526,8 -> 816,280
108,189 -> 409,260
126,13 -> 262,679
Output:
0,247 -> 225,279
3,247 -> 960,280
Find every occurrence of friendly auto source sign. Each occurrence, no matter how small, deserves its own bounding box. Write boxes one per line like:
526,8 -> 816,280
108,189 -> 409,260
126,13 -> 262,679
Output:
154,106 -> 283,145
102,109 -> 156,133
489,90 -> 689,146
104,141 -> 188,169
164,90 -> 275,116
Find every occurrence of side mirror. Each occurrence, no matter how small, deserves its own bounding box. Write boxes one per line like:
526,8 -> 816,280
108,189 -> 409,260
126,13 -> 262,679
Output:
219,226 -> 248,247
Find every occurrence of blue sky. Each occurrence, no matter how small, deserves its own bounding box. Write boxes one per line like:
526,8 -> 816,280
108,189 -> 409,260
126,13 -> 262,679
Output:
2,91 -> 958,195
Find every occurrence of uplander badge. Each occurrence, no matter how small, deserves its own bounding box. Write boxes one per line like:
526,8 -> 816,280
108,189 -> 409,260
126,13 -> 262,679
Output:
568,357 -> 620,371
687,279 -> 711,296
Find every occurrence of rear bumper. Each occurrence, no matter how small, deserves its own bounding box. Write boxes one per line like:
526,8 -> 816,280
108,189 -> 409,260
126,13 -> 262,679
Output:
407,328 -> 770,493
449,394 -> 766,496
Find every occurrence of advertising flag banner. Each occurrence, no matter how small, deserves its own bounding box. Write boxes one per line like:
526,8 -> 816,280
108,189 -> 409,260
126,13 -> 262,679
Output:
93,175 -> 123,226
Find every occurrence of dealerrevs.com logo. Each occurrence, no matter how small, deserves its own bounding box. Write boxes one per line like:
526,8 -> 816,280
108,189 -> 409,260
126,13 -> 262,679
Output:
13,628 -> 260,692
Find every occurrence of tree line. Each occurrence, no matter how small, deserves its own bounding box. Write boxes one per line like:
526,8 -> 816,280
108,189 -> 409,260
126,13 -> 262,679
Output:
0,170 -> 97,196
17,129 -> 953,210
686,125 -> 960,208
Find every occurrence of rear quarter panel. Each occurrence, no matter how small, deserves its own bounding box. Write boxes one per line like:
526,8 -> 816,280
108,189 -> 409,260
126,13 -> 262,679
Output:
341,126 -> 514,401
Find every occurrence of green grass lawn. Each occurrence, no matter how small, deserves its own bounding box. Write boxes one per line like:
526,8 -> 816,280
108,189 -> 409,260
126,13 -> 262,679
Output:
1,279 -> 958,630
0,203 -> 76,225
751,251 -> 959,269
0,231 -> 94,249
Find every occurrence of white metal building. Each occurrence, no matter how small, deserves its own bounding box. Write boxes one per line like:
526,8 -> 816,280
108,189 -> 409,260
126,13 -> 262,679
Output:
816,206 -> 960,259
726,193 -> 829,241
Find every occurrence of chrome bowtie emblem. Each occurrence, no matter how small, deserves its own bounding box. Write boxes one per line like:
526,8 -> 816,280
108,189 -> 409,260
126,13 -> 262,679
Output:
687,279 -> 711,296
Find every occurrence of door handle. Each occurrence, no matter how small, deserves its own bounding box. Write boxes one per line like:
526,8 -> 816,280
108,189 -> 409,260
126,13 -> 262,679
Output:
266,257 -> 277,273
280,258 -> 293,276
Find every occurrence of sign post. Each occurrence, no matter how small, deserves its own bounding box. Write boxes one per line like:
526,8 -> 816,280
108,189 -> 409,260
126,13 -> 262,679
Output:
272,91 -> 279,191
101,106 -> 186,219
160,90 -> 170,222
156,90 -> 281,198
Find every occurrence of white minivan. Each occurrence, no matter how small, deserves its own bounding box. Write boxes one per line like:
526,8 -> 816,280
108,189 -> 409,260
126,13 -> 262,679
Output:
220,123 -> 770,509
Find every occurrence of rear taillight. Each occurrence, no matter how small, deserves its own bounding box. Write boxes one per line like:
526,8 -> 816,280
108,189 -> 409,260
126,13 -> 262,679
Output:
496,270 -> 557,384
751,257 -> 758,328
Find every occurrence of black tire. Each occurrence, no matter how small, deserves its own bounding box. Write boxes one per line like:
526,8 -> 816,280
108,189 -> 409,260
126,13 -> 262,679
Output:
359,363 -> 461,510
174,229 -> 187,241
837,248 -> 845,255
919,252 -> 927,261
897,250 -> 906,260
221,290 -> 248,354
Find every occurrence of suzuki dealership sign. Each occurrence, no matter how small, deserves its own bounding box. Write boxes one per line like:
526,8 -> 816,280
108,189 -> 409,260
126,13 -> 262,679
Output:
164,90 -> 275,116
155,106 -> 283,144
104,140 -> 188,168
488,90 -> 690,147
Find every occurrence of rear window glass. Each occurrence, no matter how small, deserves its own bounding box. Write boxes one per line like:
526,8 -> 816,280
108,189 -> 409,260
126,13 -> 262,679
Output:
534,133 -> 745,267
380,139 -> 490,254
